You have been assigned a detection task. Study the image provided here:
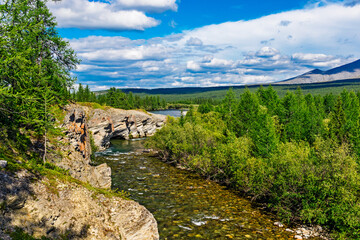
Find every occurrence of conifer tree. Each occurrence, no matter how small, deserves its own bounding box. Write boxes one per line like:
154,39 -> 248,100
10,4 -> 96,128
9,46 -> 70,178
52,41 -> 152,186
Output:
0,0 -> 79,162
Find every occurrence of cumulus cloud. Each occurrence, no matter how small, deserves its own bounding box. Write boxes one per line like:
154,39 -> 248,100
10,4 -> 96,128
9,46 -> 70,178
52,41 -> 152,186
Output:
69,2 -> 360,89
186,37 -> 204,46
256,47 -> 279,58
112,0 -> 178,12
78,44 -> 169,61
186,4 -> 360,56
279,20 -> 291,26
291,53 -> 344,68
47,0 -> 178,31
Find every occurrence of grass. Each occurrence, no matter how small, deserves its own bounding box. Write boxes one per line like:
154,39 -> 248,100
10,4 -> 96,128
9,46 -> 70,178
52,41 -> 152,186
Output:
76,102 -> 111,111
4,158 -> 129,200
0,134 -> 129,201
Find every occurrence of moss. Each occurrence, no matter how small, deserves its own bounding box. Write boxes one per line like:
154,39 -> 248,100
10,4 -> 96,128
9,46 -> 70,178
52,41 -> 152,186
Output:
136,108 -> 149,114
89,131 -> 98,163
0,201 -> 6,211
76,102 -> 110,111
9,227 -> 51,240
50,105 -> 66,124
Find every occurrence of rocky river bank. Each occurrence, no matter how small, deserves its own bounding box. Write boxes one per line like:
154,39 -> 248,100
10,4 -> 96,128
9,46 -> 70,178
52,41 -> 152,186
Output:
0,104 -> 164,240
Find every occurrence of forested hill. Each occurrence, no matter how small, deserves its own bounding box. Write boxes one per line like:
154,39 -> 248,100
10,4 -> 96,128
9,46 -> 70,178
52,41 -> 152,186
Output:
94,78 -> 360,103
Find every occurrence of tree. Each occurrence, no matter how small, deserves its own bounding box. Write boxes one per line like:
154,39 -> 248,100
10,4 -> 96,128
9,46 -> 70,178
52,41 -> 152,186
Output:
329,97 -> 346,143
0,0 -> 79,163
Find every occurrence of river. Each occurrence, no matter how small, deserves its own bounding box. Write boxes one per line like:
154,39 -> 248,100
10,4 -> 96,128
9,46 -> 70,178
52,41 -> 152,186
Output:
149,109 -> 187,118
94,137 -> 304,240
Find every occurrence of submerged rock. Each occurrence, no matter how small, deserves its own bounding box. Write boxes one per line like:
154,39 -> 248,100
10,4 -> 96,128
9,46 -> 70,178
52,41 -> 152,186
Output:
0,160 -> 7,168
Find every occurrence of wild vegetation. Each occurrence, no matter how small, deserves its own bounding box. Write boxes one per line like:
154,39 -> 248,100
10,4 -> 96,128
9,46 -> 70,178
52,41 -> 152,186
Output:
0,0 -> 79,164
115,79 -> 360,103
147,86 -> 360,238
73,84 -> 167,110
0,0 -> 129,231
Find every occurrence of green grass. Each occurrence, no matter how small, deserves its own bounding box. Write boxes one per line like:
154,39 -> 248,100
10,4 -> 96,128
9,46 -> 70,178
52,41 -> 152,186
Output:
77,102 -> 111,110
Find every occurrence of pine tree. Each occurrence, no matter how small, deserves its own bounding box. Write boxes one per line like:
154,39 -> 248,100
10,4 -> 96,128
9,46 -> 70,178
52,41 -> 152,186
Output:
0,0 -> 79,163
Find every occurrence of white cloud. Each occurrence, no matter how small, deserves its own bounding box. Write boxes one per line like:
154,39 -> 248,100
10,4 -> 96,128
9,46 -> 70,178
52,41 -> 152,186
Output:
70,2 -> 360,88
186,4 -> 360,56
256,47 -> 279,58
112,0 -> 178,12
291,53 -> 343,68
78,44 -> 169,61
186,37 -> 203,46
186,61 -> 202,72
48,0 -> 162,30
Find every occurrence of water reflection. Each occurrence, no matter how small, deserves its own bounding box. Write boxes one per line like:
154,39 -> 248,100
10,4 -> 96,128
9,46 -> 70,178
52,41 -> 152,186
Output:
150,109 -> 187,118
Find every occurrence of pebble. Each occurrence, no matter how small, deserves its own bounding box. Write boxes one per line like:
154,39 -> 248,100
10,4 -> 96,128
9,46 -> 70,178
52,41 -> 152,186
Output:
0,160 -> 7,168
286,229 -> 294,233
294,235 -> 303,239
274,221 -> 284,227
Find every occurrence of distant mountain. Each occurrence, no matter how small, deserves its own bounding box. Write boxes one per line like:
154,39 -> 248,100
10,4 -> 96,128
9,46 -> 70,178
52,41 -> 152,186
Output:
278,59 -> 360,84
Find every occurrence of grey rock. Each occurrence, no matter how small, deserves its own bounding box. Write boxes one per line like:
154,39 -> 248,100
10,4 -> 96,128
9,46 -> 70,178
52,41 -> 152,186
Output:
274,221 -> 284,227
0,160 -> 7,168
88,108 -> 166,151
48,105 -> 112,189
0,170 -> 159,240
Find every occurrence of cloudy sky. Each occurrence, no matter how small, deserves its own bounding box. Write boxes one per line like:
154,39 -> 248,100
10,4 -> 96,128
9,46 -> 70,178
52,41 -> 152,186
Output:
48,0 -> 360,90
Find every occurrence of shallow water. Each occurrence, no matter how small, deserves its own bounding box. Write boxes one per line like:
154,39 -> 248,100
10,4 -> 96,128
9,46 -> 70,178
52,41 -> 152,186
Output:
95,139 -> 303,239
150,109 -> 186,118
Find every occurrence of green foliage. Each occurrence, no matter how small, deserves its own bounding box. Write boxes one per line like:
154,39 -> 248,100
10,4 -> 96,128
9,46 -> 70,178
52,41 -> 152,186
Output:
9,227 -> 51,240
0,0 -> 79,164
148,86 -> 360,238
73,86 -> 168,111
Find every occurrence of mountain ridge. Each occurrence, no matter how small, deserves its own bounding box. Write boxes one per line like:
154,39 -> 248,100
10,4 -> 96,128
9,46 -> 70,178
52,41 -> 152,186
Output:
277,59 -> 360,84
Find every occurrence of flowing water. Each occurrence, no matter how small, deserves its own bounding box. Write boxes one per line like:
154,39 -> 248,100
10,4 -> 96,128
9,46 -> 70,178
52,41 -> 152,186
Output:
94,138 -> 305,240
149,109 -> 187,118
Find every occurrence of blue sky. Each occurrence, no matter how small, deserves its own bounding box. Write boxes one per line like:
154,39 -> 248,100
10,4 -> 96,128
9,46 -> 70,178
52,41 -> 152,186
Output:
47,0 -> 360,90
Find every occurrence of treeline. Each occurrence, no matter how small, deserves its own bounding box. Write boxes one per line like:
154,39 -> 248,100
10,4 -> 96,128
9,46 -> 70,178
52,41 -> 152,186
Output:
174,97 -> 220,105
72,84 -> 167,110
148,86 -> 360,238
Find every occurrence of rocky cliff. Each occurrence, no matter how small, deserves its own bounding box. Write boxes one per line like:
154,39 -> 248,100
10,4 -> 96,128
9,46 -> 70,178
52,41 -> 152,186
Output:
87,108 -> 166,151
0,170 -> 159,240
0,104 -> 163,240
48,105 -> 112,189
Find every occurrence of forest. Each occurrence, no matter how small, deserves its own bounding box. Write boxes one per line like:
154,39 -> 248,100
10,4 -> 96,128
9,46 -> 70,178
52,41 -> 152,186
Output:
147,86 -> 360,238
72,84 -> 167,111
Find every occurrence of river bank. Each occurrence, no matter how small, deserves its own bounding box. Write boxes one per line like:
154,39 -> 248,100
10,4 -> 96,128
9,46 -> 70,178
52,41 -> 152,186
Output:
94,138 -> 328,240
0,104 -> 161,240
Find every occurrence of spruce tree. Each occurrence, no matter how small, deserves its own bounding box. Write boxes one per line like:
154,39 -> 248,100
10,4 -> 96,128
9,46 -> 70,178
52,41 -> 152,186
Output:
0,0 -> 79,162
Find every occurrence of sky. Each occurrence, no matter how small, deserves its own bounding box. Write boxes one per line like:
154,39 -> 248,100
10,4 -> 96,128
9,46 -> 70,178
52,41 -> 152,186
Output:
47,0 -> 360,90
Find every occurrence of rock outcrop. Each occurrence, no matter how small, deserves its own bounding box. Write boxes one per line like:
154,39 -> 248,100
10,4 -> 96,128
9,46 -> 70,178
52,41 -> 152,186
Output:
0,170 -> 159,240
0,104 -> 163,239
87,108 -> 166,151
49,105 -> 112,189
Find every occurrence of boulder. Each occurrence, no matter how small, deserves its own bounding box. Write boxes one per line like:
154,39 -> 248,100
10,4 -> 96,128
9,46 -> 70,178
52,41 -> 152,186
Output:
0,160 -> 7,168
0,170 -> 159,240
